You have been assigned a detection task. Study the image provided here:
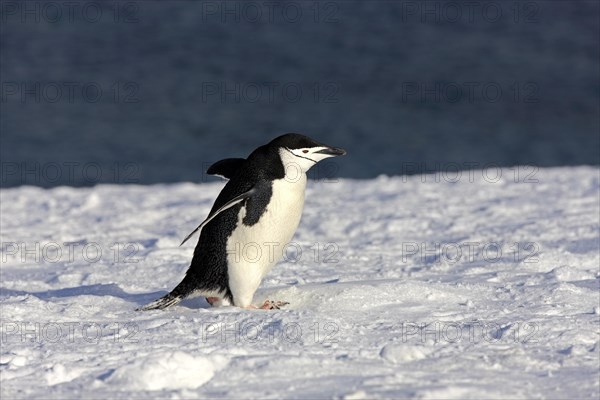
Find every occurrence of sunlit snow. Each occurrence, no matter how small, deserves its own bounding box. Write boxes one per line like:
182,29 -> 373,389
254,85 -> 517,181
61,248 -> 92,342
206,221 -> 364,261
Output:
1,167 -> 598,399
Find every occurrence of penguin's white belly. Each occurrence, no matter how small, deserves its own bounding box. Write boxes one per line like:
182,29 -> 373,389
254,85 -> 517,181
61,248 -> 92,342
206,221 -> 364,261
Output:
226,176 -> 306,306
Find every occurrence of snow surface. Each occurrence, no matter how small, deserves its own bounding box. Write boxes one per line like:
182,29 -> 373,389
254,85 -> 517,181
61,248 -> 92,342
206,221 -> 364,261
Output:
1,167 -> 599,399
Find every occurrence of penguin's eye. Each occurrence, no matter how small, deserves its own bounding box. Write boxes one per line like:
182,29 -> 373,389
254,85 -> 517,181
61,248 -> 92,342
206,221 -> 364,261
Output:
302,150 -> 309,154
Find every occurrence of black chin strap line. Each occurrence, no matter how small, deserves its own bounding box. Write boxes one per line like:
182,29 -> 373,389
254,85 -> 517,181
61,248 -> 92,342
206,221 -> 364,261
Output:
284,147 -> 317,164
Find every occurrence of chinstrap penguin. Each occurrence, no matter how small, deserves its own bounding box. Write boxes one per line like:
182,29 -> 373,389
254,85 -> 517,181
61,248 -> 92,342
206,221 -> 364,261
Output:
138,133 -> 346,310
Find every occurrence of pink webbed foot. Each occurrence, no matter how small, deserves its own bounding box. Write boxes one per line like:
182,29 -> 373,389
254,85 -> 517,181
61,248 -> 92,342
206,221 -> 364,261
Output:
259,300 -> 289,310
241,300 -> 289,310
206,297 -> 220,306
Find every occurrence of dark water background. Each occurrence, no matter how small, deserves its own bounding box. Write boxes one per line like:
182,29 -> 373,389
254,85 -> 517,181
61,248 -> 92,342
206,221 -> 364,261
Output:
1,1 -> 598,187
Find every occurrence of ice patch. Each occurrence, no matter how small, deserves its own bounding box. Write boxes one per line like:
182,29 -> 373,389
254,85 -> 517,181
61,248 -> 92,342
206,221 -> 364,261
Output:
380,343 -> 433,363
105,351 -> 227,391
46,363 -> 83,386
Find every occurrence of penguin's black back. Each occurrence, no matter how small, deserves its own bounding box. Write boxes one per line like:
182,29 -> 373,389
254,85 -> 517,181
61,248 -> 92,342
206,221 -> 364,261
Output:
183,143 -> 286,301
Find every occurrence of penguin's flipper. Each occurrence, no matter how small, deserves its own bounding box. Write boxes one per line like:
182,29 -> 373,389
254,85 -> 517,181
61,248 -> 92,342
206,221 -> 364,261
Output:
207,158 -> 246,180
179,186 -> 257,246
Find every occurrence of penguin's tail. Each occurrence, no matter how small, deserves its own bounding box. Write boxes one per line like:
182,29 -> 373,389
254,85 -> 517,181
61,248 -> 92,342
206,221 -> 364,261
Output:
136,278 -> 195,311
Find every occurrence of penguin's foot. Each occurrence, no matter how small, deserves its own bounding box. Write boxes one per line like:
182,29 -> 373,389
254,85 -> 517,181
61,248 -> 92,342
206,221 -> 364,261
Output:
206,297 -> 220,306
259,300 -> 289,310
240,300 -> 289,310
206,297 -> 231,307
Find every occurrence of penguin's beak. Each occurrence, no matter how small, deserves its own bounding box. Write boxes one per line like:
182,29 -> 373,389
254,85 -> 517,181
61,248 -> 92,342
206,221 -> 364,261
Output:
316,146 -> 347,156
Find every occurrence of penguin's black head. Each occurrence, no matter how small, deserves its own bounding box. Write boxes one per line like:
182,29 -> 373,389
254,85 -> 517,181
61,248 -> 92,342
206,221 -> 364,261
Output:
269,133 -> 346,173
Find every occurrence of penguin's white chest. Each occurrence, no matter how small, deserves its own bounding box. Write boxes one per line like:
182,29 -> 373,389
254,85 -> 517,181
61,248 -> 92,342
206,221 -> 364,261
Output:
226,175 -> 307,306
